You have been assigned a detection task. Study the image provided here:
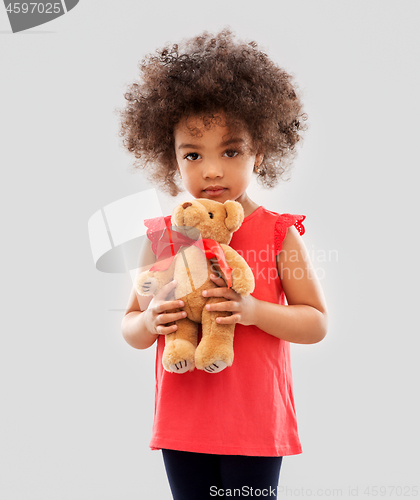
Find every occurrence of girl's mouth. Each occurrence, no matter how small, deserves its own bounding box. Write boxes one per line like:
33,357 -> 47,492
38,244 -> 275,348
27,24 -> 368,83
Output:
203,188 -> 227,196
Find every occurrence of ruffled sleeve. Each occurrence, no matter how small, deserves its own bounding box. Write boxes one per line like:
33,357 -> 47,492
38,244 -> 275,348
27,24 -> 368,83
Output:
274,214 -> 306,254
144,215 -> 174,258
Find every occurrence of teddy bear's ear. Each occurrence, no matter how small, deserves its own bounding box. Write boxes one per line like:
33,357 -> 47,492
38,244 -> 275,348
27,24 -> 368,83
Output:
171,204 -> 186,227
224,201 -> 244,233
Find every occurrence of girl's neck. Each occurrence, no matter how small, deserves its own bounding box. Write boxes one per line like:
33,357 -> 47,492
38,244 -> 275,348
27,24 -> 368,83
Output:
235,193 -> 260,218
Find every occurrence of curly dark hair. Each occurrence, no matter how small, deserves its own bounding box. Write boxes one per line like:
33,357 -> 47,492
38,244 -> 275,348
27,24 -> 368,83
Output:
116,28 -> 307,196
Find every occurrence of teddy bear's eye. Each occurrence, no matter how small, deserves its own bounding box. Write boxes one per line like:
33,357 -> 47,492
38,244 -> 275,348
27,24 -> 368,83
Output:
208,212 -> 214,219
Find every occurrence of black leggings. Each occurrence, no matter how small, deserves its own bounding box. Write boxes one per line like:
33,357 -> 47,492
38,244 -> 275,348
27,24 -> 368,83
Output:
162,449 -> 283,499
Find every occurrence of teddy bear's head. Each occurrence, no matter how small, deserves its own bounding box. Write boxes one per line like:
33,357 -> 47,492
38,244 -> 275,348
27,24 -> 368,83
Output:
171,199 -> 244,244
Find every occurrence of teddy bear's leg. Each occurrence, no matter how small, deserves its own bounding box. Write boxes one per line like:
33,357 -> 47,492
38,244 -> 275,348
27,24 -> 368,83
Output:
163,315 -> 198,374
195,297 -> 235,374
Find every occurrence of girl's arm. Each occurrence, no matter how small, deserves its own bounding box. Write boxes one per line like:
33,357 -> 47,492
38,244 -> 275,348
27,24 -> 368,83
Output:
121,238 -> 186,350
254,225 -> 328,344
203,226 -> 328,344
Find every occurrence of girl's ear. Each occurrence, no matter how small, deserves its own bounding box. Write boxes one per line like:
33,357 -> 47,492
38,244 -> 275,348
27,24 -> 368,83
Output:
255,153 -> 264,167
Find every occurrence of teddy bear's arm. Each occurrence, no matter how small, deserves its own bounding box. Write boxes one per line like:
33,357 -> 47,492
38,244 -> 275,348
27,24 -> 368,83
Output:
136,256 -> 177,296
219,244 -> 255,296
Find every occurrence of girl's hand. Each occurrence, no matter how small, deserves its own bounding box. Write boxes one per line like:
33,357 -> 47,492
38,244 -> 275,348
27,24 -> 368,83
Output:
143,280 -> 187,335
202,274 -> 258,326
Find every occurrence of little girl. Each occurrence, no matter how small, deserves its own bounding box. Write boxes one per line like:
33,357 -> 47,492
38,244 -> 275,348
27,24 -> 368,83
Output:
119,29 -> 328,499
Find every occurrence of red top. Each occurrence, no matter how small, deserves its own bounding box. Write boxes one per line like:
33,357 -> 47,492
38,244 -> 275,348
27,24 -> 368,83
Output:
144,206 -> 306,457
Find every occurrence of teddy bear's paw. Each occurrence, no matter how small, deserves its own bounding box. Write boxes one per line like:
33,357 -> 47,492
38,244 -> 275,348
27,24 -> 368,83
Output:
168,359 -> 194,374
204,361 -> 228,374
163,339 -> 196,374
137,276 -> 157,295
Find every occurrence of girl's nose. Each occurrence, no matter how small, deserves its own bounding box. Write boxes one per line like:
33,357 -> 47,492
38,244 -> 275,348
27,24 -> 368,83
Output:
202,160 -> 223,178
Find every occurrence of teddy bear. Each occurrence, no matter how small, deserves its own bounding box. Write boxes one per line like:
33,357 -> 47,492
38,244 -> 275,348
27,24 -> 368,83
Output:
136,198 -> 255,374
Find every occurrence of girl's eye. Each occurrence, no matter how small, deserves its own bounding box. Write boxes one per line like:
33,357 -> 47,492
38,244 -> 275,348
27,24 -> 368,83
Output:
223,149 -> 239,158
184,152 -> 201,161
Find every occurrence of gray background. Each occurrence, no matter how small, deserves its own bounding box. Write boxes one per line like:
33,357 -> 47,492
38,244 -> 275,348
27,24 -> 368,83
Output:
1,1 -> 419,499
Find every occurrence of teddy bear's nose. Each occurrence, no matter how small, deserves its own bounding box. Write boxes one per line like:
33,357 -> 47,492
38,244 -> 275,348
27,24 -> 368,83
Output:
182,202 -> 192,209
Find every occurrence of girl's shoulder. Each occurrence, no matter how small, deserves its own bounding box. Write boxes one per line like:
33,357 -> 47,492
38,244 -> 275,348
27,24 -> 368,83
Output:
144,214 -> 172,231
143,214 -> 172,257
254,206 -> 305,226
256,207 -> 306,254
274,213 -> 306,255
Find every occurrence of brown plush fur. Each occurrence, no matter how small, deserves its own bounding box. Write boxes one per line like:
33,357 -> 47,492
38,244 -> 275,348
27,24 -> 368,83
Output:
136,199 -> 255,374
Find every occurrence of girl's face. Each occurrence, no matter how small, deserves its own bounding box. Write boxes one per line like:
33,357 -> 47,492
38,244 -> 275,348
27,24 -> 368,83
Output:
174,114 -> 263,208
